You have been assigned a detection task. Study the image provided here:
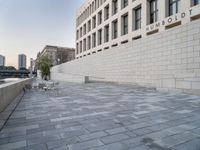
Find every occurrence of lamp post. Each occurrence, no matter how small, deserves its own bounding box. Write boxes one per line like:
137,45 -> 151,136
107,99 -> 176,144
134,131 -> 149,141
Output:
30,58 -> 33,77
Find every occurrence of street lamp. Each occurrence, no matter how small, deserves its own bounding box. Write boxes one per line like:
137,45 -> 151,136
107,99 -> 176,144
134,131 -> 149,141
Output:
30,58 -> 33,77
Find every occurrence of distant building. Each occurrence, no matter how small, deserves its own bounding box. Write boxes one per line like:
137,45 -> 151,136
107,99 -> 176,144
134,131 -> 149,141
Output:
36,45 -> 75,67
18,54 -> 27,69
0,55 -> 5,66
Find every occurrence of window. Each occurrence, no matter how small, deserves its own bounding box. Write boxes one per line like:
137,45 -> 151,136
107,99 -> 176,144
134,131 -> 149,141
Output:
149,0 -> 158,24
121,0 -> 128,9
169,0 -> 181,16
80,27 -> 83,37
104,25 -> 109,42
83,24 -> 86,35
92,16 -> 96,29
121,13 -> 128,35
88,36 -> 91,50
83,38 -> 86,51
98,29 -> 102,45
95,0 -> 97,10
194,0 -> 200,5
92,33 -> 96,48
134,6 -> 141,30
76,30 -> 79,40
92,2 -> 95,13
112,0 -> 118,15
104,5 -> 109,20
98,11 -> 102,25
112,20 -> 118,39
80,41 -> 82,53
88,20 -> 91,32
76,43 -> 79,54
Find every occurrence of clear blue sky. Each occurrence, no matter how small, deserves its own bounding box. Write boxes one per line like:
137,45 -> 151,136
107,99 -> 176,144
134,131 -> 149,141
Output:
0,0 -> 84,68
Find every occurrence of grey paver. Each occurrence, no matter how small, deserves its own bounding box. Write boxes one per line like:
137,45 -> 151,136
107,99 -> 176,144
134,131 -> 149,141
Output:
79,131 -> 107,141
106,127 -> 127,135
67,139 -> 104,150
0,82 -> 199,150
172,138 -> 200,150
100,133 -> 130,144
0,140 -> 26,150
91,142 -> 125,150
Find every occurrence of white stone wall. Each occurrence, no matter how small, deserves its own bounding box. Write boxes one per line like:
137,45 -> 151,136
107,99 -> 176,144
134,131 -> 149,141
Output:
76,0 -> 200,59
52,19 -> 200,94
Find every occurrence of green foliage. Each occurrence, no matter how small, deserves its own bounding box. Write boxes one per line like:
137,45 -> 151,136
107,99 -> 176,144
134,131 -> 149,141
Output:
38,55 -> 52,80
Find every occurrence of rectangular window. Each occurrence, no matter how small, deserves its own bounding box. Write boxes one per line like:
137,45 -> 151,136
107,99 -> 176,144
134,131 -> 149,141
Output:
104,25 -> 109,43
104,5 -> 109,20
92,33 -> 96,48
92,2 -> 94,13
194,0 -> 200,5
76,30 -> 79,40
83,38 -> 86,51
112,0 -> 118,15
83,24 -> 86,35
169,0 -> 181,16
112,19 -> 118,39
95,0 -> 97,10
76,43 -> 79,54
88,36 -> 91,50
149,0 -> 158,24
92,16 -> 96,29
80,41 -> 82,53
98,29 -> 102,45
121,13 -> 128,35
98,11 -> 102,25
88,20 -> 91,32
121,0 -> 128,9
134,6 -> 141,30
80,27 -> 83,37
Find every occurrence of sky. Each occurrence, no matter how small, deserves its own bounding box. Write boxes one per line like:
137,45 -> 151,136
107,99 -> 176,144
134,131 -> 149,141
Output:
0,0 -> 84,68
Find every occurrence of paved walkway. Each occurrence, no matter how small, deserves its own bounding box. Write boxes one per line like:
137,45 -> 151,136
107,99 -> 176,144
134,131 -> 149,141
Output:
0,82 -> 200,150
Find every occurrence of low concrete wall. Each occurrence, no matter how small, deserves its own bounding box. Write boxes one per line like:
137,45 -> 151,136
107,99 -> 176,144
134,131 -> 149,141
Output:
0,78 -> 32,112
51,72 -> 86,83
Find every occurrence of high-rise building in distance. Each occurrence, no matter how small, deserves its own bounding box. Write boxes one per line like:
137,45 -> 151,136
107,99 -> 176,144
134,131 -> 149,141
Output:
0,55 -> 5,66
18,54 -> 27,69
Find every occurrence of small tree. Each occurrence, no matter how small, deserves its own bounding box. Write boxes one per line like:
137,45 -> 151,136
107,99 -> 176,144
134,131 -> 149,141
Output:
38,55 -> 52,80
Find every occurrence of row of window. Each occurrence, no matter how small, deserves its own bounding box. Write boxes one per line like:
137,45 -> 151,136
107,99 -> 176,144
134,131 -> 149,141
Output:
76,0 -> 200,54
77,0 -> 200,41
77,0 -> 130,27
76,10 -> 138,54
77,0 -> 106,27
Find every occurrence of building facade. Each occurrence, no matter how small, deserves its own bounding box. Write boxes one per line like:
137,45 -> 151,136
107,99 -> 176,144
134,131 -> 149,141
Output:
0,55 -> 5,66
37,45 -> 75,67
75,0 -> 200,59
18,54 -> 27,69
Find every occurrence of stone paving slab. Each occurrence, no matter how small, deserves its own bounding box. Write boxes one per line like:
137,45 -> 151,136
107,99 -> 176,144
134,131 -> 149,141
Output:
0,82 -> 200,150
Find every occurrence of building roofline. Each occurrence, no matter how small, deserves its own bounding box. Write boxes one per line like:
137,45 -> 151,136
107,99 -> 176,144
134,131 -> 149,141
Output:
39,45 -> 75,59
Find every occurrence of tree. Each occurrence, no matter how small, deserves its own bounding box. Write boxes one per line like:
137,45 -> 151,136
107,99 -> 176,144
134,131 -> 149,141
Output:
37,55 -> 52,80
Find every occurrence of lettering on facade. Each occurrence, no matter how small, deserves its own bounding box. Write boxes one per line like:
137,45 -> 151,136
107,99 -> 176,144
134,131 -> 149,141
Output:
146,9 -> 193,32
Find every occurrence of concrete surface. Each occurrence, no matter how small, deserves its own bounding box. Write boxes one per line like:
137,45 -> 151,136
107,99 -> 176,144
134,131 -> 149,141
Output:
0,82 -> 200,150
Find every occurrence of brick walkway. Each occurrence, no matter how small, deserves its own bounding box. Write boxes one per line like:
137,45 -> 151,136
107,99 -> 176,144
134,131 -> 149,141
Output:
0,82 -> 200,150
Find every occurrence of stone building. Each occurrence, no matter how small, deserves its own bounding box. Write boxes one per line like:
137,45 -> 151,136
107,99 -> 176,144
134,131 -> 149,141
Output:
75,0 -> 200,58
52,0 -> 200,95
37,45 -> 75,66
